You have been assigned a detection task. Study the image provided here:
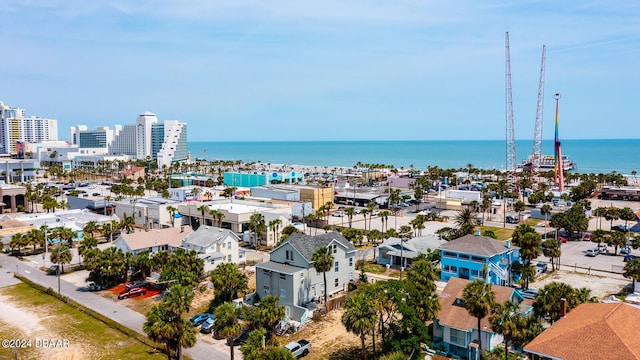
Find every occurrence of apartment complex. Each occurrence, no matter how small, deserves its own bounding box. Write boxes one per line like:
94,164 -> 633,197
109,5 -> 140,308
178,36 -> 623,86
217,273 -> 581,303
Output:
71,111 -> 188,167
0,101 -> 58,154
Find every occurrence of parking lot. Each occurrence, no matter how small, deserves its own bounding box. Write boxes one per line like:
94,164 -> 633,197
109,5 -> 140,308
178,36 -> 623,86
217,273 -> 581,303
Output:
534,237 -> 631,278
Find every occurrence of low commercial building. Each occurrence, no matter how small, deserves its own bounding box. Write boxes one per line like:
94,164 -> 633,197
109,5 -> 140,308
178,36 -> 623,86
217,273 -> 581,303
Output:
0,182 -> 28,213
113,197 -> 183,230
178,198 -> 293,247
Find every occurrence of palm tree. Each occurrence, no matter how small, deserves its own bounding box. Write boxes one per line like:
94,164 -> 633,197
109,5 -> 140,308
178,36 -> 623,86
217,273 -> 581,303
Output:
50,245 -> 72,273
209,209 -> 225,227
541,239 -> 561,272
268,219 -> 282,245
620,207 -> 636,237
144,284 -> 196,360
514,200 -> 526,224
540,204 -> 552,238
345,207 -> 356,228
166,205 -> 178,227
624,258 -> 640,290
78,235 -> 98,265
311,246 -> 334,313
83,220 -> 99,238
213,302 -> 244,360
379,210 -> 390,235
210,263 -> 248,307
489,300 -> 521,360
342,291 -> 377,360
197,204 -> 209,227
248,213 -> 267,248
366,202 -> 377,230
462,279 -> 495,357
604,207 -> 620,230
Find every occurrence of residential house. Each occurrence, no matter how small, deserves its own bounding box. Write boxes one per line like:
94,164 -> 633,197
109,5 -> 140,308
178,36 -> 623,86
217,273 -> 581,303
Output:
121,165 -> 145,181
113,226 -> 193,256
524,302 -> 640,360
377,235 -> 447,268
182,225 -> 242,272
439,234 -> 520,286
255,231 -> 356,323
433,277 -> 530,360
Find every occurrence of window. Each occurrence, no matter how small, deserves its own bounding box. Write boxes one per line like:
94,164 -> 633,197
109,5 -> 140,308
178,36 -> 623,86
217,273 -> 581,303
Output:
334,278 -> 339,287
227,254 -> 232,262
279,273 -> 286,280
227,241 -> 231,249
286,250 -> 294,261
279,289 -> 286,299
471,269 -> 480,277
349,257 -> 353,267
333,244 -> 337,254
335,261 -> 339,272
449,328 -> 465,346
443,265 -> 457,273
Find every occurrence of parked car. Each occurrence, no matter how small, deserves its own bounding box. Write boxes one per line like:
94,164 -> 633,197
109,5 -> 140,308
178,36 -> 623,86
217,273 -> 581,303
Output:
624,254 -> 639,262
331,211 -> 345,217
585,249 -> 599,257
199,316 -> 216,333
535,262 -> 548,273
226,329 -> 250,346
612,225 -> 630,232
125,281 -> 152,291
87,283 -> 106,292
621,247 -> 631,254
506,215 -> 519,224
597,243 -> 608,253
519,288 -> 539,300
582,232 -> 592,241
190,313 -> 213,327
558,236 -> 569,243
284,339 -> 311,358
118,287 -> 146,299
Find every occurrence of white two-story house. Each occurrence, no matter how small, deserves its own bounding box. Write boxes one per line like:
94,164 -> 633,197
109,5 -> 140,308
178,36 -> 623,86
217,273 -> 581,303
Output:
182,225 -> 242,272
255,231 -> 356,323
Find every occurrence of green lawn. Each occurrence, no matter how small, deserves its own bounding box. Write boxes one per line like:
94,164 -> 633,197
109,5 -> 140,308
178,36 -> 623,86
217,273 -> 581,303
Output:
0,283 -> 166,360
478,226 -> 514,240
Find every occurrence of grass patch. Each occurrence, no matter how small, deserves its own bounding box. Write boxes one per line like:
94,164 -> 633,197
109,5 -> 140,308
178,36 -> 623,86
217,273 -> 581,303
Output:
0,282 -> 166,360
479,226 -> 514,240
356,260 -> 387,274
523,218 -> 542,227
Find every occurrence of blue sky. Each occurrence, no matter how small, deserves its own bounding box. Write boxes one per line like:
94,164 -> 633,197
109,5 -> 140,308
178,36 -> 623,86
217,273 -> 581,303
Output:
1,1 -> 639,142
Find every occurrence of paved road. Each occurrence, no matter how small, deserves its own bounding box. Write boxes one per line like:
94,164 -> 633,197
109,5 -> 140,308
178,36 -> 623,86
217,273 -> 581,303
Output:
0,254 -> 232,360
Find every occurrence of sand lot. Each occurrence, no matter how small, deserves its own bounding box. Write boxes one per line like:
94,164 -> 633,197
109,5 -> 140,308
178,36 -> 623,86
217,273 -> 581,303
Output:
531,270 -> 629,299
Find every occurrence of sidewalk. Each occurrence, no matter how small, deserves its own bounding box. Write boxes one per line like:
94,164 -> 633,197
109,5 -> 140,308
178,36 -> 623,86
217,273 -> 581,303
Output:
0,254 -> 231,360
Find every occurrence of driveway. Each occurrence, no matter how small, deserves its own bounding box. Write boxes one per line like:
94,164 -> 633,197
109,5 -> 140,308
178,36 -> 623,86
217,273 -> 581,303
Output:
0,254 -> 232,360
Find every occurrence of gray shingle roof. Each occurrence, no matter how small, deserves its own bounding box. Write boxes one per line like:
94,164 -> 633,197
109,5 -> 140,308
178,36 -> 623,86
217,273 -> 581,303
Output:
439,234 -> 518,257
182,226 -> 236,248
286,231 -> 356,262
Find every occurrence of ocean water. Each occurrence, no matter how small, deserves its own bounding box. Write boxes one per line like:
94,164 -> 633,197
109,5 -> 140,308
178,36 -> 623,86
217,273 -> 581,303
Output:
187,139 -> 640,175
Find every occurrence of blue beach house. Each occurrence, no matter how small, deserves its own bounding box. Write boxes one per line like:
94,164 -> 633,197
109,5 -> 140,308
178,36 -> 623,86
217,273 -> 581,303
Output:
439,234 -> 520,286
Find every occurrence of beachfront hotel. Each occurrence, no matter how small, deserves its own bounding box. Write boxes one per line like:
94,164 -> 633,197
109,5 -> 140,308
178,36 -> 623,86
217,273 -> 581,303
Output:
0,101 -> 58,154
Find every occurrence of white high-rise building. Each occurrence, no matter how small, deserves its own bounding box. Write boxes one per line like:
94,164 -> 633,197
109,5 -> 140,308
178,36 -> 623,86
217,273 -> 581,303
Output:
135,111 -> 158,160
0,101 -> 58,154
156,120 -> 188,169
110,124 -> 137,156
69,125 -> 88,145
74,126 -> 116,155
108,112 -> 188,168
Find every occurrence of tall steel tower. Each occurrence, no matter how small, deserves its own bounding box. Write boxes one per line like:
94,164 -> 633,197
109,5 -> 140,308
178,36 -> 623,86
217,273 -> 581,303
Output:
554,93 -> 565,192
505,32 -> 517,192
530,45 -> 546,184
